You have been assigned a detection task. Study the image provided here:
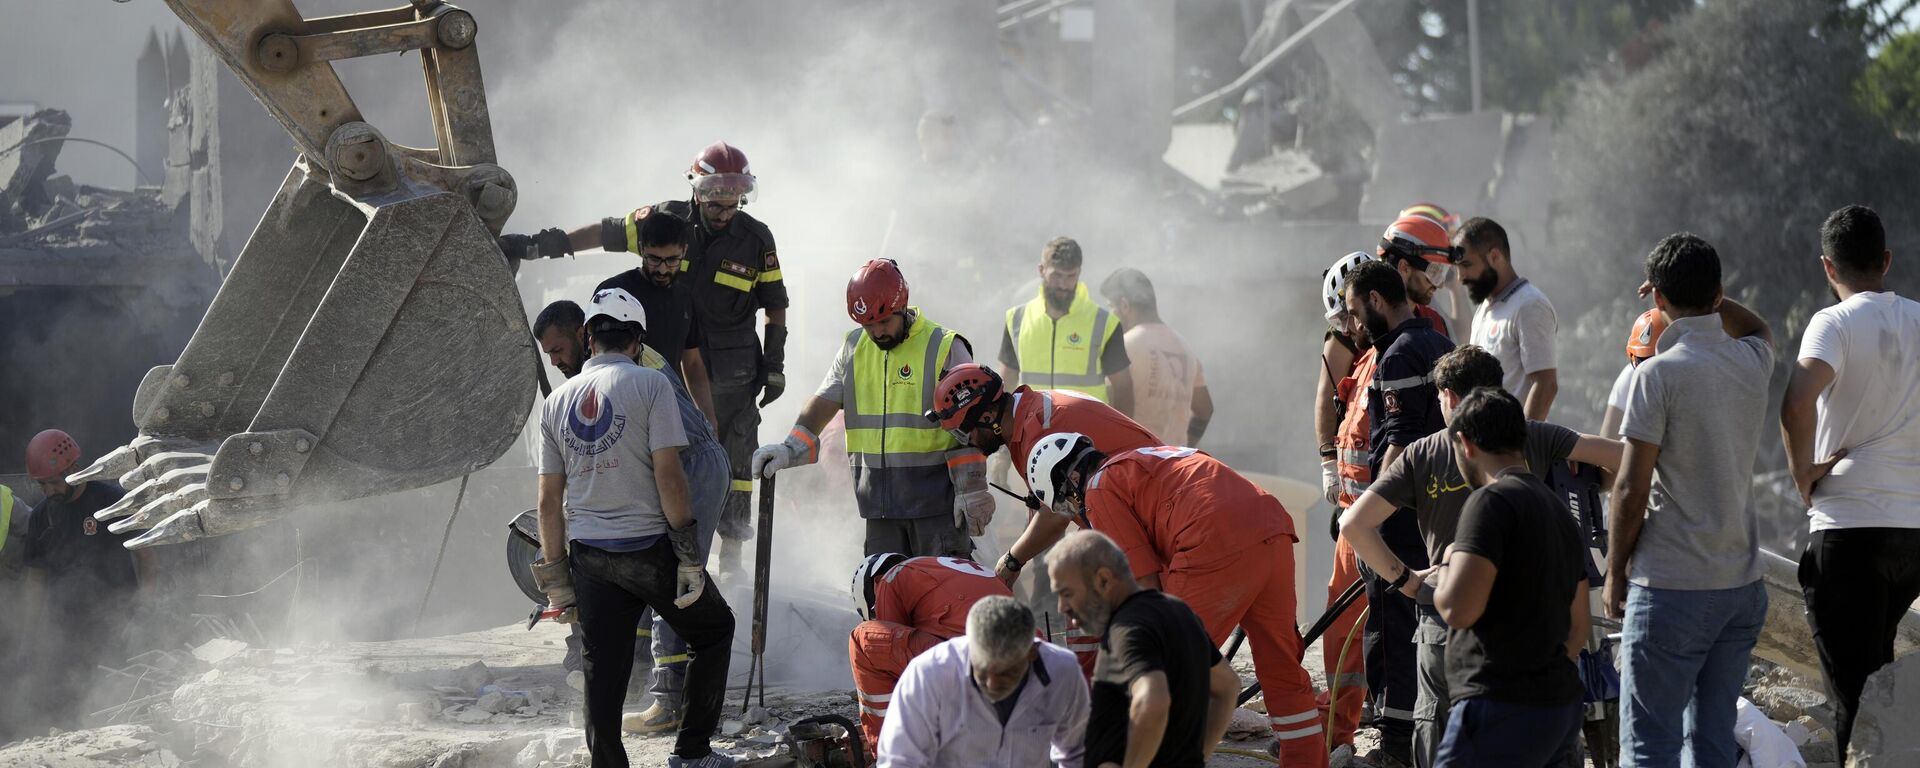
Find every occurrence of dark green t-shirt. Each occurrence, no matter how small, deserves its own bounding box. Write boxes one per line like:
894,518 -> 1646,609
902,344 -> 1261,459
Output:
1370,420 -> 1580,566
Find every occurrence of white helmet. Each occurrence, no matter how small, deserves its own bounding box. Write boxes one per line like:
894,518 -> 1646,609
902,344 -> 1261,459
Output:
586,287 -> 648,334
851,553 -> 909,621
1025,432 -> 1098,518
1321,251 -> 1376,324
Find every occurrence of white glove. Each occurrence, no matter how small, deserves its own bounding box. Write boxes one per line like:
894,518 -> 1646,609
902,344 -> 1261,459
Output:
948,448 -> 993,535
673,564 -> 706,609
531,556 -> 578,624
1321,458 -> 1340,505
751,425 -> 819,478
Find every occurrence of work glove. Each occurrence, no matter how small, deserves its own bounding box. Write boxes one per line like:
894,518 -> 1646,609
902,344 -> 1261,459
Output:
948,448 -> 994,536
759,324 -> 788,407
530,556 -> 578,624
751,425 -> 819,478
1321,458 -> 1340,506
673,564 -> 706,609
496,227 -> 574,261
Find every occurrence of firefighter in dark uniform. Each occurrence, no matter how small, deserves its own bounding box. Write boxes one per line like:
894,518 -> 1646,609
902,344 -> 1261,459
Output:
508,141 -> 788,574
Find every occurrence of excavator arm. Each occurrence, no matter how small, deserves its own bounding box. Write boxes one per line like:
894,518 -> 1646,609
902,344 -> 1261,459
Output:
73,0 -> 534,548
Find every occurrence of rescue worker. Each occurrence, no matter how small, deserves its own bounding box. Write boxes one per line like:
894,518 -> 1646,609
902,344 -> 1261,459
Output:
531,289 -> 736,768
530,298 -> 732,731
1026,433 -> 1327,768
1345,258 -> 1456,767
1601,309 -> 1667,440
595,207 -> 718,424
999,237 -> 1134,413
925,363 -> 1159,586
927,361 -> 1159,668
513,141 -> 787,577
20,429 -> 153,729
847,553 -> 1013,752
751,259 -> 990,557
1378,214 -> 1461,340
1398,203 -> 1471,337
1319,251 -> 1379,750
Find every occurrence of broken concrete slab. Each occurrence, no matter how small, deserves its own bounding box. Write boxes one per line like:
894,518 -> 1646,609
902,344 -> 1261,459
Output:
0,108 -> 71,219
191,637 -> 248,665
1849,652 -> 1920,766
1751,685 -> 1827,722
453,660 -> 493,694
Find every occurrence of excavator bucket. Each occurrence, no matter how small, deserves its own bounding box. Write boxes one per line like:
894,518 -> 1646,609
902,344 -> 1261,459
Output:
80,160 -> 533,547
73,0 -> 536,546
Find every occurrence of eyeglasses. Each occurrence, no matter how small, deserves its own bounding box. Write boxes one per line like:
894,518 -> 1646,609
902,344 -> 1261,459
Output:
700,200 -> 740,215
641,254 -> 684,268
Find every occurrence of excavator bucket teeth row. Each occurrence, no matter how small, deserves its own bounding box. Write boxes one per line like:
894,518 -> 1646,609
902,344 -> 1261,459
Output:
72,163 -> 534,547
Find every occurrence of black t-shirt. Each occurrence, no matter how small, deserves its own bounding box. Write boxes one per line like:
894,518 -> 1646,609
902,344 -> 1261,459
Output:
596,270 -> 705,376
1444,468 -> 1585,706
23,482 -> 140,611
1088,590 -> 1221,768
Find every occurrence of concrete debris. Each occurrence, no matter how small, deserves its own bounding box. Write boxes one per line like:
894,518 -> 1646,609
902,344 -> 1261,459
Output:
1329,743 -> 1356,768
452,707 -> 494,724
1225,706 -> 1269,739
743,705 -> 771,725
453,660 -> 494,694
0,108 -> 70,215
1749,684 -> 1828,723
191,637 -> 249,664
1849,651 -> 1920,766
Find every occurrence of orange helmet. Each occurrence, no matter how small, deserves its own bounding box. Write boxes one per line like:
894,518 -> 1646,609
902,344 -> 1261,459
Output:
1379,214 -> 1460,285
927,363 -> 1006,436
26,429 -> 80,482
1626,308 -> 1667,362
1399,202 -> 1460,235
847,258 -> 908,324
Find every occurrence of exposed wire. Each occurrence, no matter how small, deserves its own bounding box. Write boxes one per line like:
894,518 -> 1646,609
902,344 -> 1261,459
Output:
0,136 -> 153,185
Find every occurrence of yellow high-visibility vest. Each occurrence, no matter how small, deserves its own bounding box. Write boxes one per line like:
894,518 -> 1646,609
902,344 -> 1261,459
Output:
841,310 -> 963,520
0,485 -> 13,554
1006,283 -> 1118,401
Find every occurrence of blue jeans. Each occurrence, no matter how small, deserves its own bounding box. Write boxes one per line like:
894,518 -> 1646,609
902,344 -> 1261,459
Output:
1435,697 -> 1582,768
1618,580 -> 1767,768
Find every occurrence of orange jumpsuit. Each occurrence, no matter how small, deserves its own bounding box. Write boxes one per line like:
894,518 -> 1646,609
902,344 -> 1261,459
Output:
1323,348 -> 1378,747
1085,448 -> 1328,768
1000,386 -> 1161,673
849,556 -> 1013,750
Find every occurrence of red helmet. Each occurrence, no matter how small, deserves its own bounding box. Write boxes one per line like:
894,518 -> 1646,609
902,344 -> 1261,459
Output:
847,259 -> 908,325
687,141 -> 755,201
26,429 -> 80,482
928,363 -> 1006,434
1398,202 -> 1460,235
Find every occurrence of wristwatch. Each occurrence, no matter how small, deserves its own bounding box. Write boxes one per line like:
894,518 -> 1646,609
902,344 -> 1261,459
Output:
1388,565 -> 1412,591
999,552 -> 1024,573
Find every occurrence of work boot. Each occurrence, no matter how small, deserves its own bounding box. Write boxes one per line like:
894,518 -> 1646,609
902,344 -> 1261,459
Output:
622,701 -> 682,735
666,751 -> 735,768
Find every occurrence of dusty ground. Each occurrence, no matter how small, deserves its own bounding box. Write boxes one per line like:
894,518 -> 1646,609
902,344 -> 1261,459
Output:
0,611 -> 1839,768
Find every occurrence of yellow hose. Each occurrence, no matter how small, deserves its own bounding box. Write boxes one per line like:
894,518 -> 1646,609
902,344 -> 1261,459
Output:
1218,746 -> 1282,764
1326,606 -> 1370,752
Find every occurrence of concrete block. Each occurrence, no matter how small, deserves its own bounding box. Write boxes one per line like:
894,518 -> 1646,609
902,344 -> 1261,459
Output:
542,731 -> 584,759
514,739 -> 547,768
1849,653 -> 1920,765
475,692 -> 507,714
452,661 -> 493,694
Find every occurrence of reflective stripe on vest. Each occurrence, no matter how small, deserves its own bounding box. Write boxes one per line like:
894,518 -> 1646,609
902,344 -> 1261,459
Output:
0,486 -> 11,554
843,311 -> 963,519
1006,283 -> 1116,400
1334,349 -> 1378,507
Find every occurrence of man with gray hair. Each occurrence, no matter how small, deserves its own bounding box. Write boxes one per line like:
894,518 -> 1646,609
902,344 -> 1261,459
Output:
1050,530 -> 1245,768
877,595 -> 1088,767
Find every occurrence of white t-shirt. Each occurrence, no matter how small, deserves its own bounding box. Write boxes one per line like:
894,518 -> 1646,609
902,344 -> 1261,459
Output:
1471,279 -> 1558,402
1607,362 -> 1634,414
1121,322 -> 1205,444
1797,291 -> 1920,531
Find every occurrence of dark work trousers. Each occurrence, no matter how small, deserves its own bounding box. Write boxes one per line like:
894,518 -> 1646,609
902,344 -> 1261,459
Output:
1434,697 -> 1583,768
572,540 -> 736,766
1798,527 -> 1920,753
862,513 -> 975,558
1363,507 -> 1427,764
711,385 -> 761,543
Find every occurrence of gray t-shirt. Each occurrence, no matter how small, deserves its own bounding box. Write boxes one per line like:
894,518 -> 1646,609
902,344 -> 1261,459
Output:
1371,420 -> 1581,568
1620,313 -> 1773,591
539,353 -> 689,542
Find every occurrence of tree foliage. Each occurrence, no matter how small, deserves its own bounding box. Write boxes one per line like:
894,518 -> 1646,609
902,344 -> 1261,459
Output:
1544,0 -> 1920,432
1860,29 -> 1920,136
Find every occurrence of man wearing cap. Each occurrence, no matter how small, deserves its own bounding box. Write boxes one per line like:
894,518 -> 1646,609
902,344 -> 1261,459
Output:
530,288 -> 737,768
20,429 -> 153,728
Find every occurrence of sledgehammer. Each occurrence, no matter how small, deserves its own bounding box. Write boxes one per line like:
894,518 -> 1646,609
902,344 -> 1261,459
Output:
741,474 -> 776,714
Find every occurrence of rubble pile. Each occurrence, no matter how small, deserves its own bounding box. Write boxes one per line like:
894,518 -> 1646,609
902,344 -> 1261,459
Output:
1744,662 -> 1840,768
0,109 -> 183,254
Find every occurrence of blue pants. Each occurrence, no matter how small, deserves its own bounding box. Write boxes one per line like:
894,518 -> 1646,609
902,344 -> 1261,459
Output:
643,440 -> 730,709
1618,580 -> 1767,768
1435,697 -> 1582,768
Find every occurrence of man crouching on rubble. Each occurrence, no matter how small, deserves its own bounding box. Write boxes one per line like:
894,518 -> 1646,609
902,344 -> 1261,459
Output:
533,288 -> 737,768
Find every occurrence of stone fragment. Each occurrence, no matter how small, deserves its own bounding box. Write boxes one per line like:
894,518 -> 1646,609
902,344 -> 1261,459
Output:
1750,686 -> 1826,722
396,702 -> 431,725
514,739 -> 548,768
476,692 -> 507,713
453,707 -> 492,724
192,638 -> 249,665
1329,744 -> 1355,768
453,661 -> 494,694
